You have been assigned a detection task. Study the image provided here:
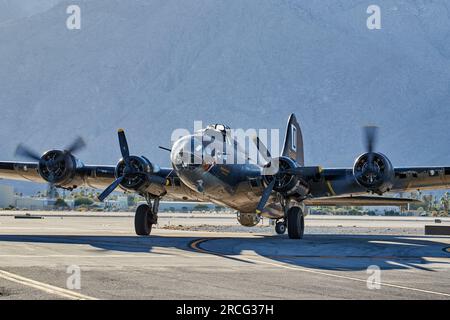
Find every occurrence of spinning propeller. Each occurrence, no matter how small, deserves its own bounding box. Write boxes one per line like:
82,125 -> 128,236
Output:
361,125 -> 379,183
14,137 -> 86,199
15,137 -> 85,163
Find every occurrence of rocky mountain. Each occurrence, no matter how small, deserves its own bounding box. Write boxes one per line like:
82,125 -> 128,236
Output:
1,0 -> 449,193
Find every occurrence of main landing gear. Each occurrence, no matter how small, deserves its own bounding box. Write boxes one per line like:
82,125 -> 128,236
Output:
274,206 -> 304,239
287,206 -> 304,239
135,197 -> 159,236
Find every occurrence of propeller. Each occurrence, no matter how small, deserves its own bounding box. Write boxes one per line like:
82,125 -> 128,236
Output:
56,136 -> 86,161
251,136 -> 278,213
362,126 -> 379,182
14,137 -> 86,201
363,125 -> 378,154
255,179 -> 275,213
251,136 -> 320,213
251,135 -> 272,165
15,144 -> 41,161
354,125 -> 394,193
97,129 -> 132,201
15,137 -> 86,164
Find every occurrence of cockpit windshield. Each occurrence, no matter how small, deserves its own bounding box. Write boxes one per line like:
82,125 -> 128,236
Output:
203,124 -> 231,143
205,124 -> 230,134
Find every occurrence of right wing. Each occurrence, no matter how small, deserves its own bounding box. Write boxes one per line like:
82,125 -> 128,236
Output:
304,195 -> 422,206
307,166 -> 450,198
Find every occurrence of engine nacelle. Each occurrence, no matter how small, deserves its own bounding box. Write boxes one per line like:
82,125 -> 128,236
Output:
263,156 -> 309,197
353,152 -> 394,194
115,156 -> 166,196
237,212 -> 261,227
38,150 -> 77,187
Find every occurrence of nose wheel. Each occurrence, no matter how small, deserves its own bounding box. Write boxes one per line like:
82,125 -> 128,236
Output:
275,221 -> 286,234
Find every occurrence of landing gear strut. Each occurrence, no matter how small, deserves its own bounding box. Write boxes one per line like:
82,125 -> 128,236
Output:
287,206 -> 304,239
134,197 -> 159,236
275,221 -> 286,234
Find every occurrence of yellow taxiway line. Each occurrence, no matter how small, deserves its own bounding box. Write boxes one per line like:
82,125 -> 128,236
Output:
190,238 -> 450,298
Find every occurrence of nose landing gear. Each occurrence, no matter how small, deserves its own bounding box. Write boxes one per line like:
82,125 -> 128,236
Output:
134,197 -> 159,236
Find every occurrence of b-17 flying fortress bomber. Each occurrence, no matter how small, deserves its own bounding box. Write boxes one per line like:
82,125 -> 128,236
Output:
1,114 -> 449,239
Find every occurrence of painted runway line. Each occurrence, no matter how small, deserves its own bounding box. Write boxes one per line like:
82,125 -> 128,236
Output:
190,238 -> 450,298
0,269 -> 98,300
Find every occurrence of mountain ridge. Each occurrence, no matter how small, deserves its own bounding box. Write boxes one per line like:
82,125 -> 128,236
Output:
0,0 -> 449,186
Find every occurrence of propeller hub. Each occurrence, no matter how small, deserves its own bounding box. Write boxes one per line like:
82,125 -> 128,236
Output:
37,150 -> 76,185
115,156 -> 152,189
353,152 -> 394,194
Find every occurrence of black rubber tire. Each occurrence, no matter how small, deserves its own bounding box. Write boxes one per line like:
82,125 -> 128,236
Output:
275,222 -> 286,235
287,207 -> 304,239
135,204 -> 153,236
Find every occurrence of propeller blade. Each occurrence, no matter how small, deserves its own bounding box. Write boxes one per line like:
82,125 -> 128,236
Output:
363,125 -> 378,154
97,176 -> 124,202
118,129 -> 130,160
51,136 -> 87,163
15,144 -> 41,161
65,136 -> 86,154
251,135 -> 272,165
256,179 -> 276,213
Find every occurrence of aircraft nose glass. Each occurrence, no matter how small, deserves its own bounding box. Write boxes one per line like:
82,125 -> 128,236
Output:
171,135 -> 203,170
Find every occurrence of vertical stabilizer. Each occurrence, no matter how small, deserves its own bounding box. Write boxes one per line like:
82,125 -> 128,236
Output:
281,113 -> 304,166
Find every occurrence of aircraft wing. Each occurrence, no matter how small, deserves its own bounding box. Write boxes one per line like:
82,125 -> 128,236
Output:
306,166 -> 450,197
0,161 -> 204,202
304,195 -> 422,206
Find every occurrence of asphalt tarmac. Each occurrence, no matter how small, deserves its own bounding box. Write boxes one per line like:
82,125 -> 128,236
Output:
0,212 -> 449,300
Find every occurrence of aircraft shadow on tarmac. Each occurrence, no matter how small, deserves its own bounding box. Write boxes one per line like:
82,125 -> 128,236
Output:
0,233 -> 449,271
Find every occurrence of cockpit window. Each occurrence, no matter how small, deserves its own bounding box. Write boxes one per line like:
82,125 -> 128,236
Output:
205,124 -> 231,144
214,124 -> 228,132
206,124 -> 230,134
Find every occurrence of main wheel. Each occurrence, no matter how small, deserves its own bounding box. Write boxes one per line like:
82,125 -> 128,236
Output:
275,221 -> 286,234
287,206 -> 304,239
135,204 -> 153,236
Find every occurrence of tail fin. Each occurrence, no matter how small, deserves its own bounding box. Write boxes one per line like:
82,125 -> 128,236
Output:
281,113 -> 304,166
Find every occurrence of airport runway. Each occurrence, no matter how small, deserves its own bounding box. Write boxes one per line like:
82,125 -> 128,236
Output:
0,212 -> 449,299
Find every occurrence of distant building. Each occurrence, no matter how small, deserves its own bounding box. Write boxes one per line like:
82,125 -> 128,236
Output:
104,196 -> 129,210
15,197 -> 53,210
0,185 -> 15,208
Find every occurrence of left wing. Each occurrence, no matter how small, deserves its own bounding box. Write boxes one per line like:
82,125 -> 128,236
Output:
0,161 -> 204,202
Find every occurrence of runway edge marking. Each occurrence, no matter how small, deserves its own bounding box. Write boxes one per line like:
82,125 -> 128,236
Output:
0,269 -> 98,300
191,238 -> 450,298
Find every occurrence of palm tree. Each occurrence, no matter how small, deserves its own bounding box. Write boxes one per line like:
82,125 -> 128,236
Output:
440,192 -> 449,216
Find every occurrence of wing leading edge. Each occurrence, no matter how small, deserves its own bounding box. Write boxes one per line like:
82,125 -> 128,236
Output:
304,195 -> 421,206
